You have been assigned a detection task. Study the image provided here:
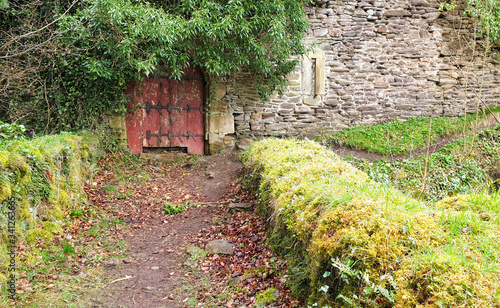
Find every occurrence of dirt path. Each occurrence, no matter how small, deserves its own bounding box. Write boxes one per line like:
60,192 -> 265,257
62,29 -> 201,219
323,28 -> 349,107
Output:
89,205 -> 220,308
85,151 -> 297,308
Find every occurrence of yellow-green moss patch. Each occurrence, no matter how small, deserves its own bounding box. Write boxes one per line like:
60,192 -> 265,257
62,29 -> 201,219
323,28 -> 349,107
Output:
255,288 -> 279,307
25,229 -> 54,244
244,138 -> 500,307
0,132 -> 100,287
0,179 -> 11,203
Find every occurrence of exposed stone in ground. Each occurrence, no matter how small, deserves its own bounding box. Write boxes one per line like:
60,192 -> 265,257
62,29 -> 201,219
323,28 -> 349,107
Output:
205,240 -> 234,255
102,258 -> 121,268
228,202 -> 254,213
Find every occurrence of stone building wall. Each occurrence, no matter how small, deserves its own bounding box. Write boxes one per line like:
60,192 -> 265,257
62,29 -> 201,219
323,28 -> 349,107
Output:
214,0 -> 500,143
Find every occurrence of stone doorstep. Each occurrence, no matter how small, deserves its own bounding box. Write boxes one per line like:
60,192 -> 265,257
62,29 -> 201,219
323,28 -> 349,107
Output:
140,153 -> 188,164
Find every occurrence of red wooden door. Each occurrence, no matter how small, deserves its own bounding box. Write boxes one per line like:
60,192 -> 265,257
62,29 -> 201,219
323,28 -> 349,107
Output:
126,67 -> 204,155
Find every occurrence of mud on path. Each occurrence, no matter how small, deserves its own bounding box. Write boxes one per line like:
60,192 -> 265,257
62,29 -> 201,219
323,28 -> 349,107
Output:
85,151 -> 298,308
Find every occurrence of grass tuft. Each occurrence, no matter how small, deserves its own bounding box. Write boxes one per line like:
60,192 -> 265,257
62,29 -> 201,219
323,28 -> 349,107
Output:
323,110 -> 500,156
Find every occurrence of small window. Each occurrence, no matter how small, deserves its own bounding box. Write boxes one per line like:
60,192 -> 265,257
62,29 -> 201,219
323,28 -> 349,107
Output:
302,48 -> 325,105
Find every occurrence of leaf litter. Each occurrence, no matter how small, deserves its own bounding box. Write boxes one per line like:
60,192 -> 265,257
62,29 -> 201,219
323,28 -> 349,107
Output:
84,151 -> 300,308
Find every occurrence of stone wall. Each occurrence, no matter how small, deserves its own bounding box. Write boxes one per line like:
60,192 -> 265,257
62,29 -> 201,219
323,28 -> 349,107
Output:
217,0 -> 500,141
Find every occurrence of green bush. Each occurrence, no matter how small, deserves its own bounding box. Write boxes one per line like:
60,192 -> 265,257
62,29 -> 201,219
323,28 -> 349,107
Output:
350,153 -> 487,202
348,124 -> 500,202
0,121 -> 26,147
163,203 -> 186,215
244,138 -> 500,307
442,124 -> 500,184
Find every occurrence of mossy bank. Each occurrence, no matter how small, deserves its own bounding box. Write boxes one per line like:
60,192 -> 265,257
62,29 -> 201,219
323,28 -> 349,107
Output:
0,133 -> 99,291
244,138 -> 500,307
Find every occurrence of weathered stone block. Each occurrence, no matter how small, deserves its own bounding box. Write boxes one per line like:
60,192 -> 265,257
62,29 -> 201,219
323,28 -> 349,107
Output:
208,113 -> 234,134
288,73 -> 301,81
377,26 -> 388,33
228,203 -> 254,213
210,82 -> 227,100
280,103 -> 296,110
329,28 -> 341,37
250,113 -> 262,121
314,28 -> 329,37
250,123 -> 265,131
423,12 -> 440,20
223,135 -> 235,147
374,82 -> 389,88
205,240 -> 234,255
304,95 -> 322,106
267,123 -> 288,131
384,10 -> 410,17
325,99 -> 339,107
207,132 -> 223,144
108,114 -> 126,130
439,78 -> 458,86
236,138 -> 253,151
205,132 -> 225,154
411,0 -> 428,6
211,100 -> 228,113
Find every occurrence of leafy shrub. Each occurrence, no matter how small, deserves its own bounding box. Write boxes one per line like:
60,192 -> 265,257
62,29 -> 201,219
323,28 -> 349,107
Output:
465,0 -> 500,45
2,0 -> 309,133
442,124 -> 500,185
0,121 -> 26,146
349,153 -> 487,202
244,138 -> 500,307
163,203 -> 186,215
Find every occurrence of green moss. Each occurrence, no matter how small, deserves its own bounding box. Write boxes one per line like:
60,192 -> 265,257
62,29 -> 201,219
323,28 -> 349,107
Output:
81,133 -> 102,158
18,198 -> 35,227
22,251 -> 38,266
0,132 -> 105,306
255,288 -> 278,307
25,229 -> 54,244
0,151 -> 8,166
43,221 -> 63,234
0,179 -> 11,203
52,207 -> 64,220
81,150 -> 89,160
0,133 -> 99,259
244,138 -> 500,307
49,188 -> 70,209
8,153 -> 30,185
